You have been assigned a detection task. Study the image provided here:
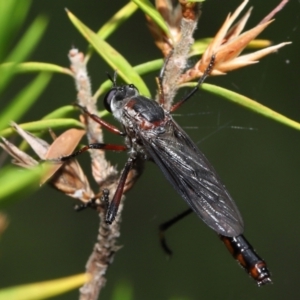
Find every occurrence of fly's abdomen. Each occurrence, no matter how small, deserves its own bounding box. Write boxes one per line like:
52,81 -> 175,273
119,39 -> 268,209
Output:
219,234 -> 272,286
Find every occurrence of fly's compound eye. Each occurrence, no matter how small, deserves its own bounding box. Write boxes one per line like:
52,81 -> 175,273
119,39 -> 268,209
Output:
103,88 -> 117,112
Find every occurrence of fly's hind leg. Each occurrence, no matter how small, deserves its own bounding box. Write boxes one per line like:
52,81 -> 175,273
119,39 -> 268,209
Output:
159,208 -> 193,255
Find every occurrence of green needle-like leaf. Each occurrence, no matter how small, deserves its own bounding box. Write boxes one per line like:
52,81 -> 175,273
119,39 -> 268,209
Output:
0,166 -> 46,206
5,15 -> 48,63
0,15 -> 48,94
86,2 -> 138,62
0,273 -> 90,300
0,62 -> 73,76
67,9 -> 150,96
0,72 -> 52,131
0,119 -> 84,138
0,0 -> 31,61
131,0 -> 170,37
43,105 -> 76,119
200,83 -> 300,131
97,2 -> 138,40
94,58 -> 163,99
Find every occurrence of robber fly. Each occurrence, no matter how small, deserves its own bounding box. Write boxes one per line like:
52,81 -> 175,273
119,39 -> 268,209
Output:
61,55 -> 271,286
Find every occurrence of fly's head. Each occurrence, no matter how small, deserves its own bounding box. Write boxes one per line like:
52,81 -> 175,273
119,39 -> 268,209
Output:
104,83 -> 139,121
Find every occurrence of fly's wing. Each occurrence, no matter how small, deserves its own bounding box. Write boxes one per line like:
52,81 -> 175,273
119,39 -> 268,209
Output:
139,119 -> 244,237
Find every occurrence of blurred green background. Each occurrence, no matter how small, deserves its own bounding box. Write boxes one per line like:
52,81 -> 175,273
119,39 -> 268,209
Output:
0,0 -> 299,299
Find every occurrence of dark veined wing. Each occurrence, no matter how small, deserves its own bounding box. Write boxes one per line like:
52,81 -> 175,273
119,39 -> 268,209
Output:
139,118 -> 244,237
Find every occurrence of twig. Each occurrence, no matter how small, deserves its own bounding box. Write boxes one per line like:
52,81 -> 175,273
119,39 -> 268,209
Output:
68,49 -> 118,184
79,199 -> 123,300
160,1 -> 202,110
69,49 -> 122,300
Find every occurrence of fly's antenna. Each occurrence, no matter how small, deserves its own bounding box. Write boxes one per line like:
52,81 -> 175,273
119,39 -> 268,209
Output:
106,71 -> 118,87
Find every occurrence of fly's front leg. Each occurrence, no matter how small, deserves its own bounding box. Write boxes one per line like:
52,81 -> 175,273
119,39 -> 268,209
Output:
106,156 -> 136,224
75,103 -> 125,136
55,105 -> 127,161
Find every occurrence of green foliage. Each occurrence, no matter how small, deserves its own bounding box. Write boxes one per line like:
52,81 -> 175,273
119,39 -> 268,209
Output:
0,274 -> 89,300
0,0 -> 50,206
0,1 -> 297,299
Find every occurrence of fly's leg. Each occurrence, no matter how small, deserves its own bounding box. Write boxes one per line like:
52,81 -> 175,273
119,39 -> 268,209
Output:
45,104 -> 126,163
156,50 -> 173,106
170,54 -> 215,112
106,156 -> 136,224
101,188 -> 110,210
55,105 -> 127,161
74,197 -> 98,211
74,189 -> 110,211
63,104 -> 139,223
60,143 -> 127,162
75,103 -> 125,136
159,208 -> 193,255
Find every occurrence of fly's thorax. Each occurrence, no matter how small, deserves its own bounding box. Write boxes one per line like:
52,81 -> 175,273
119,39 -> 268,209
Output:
103,82 -> 168,159
122,99 -> 170,161
122,96 -> 166,130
